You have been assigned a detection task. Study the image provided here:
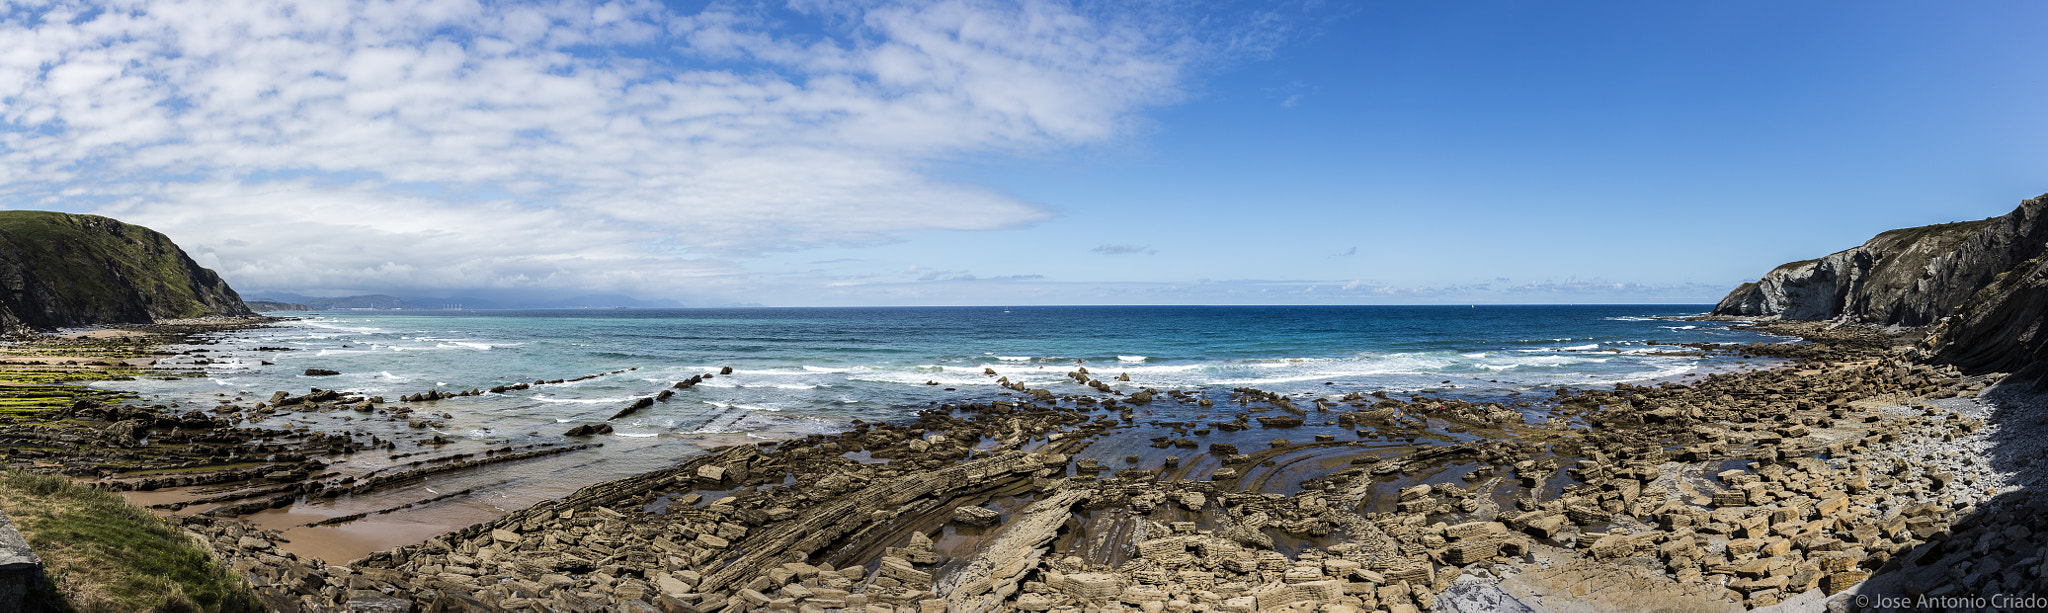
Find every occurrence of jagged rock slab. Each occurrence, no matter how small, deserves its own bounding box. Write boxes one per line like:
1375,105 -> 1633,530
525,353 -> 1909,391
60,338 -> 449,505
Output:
939,487 -> 1091,613
698,450 -> 1039,592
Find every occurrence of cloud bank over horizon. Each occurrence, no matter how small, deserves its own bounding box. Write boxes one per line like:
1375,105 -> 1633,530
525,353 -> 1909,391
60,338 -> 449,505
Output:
1,0 -> 1290,303
12,1 -> 2029,306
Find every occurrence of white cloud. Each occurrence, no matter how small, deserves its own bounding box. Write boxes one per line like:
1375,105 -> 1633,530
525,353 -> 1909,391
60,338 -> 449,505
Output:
1091,243 -> 1155,255
0,0 -> 1233,295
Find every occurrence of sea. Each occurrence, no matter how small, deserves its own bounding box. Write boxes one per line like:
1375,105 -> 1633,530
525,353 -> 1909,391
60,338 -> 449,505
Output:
93,305 -> 1789,560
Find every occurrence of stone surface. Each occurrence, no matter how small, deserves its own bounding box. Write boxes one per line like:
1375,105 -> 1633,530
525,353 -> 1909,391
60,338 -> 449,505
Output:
0,510 -> 44,611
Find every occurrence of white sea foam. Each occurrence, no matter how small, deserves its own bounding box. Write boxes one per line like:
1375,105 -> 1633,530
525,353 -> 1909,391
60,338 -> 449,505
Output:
1079,361 -> 1206,376
304,322 -> 387,334
1118,356 -> 1147,363
996,356 -> 1032,362
718,368 -> 805,377
802,366 -> 850,373
1473,355 -> 1610,371
1190,355 -> 1458,387
530,395 -> 644,404
1556,344 -> 1600,351
847,372 -> 999,387
313,348 -> 374,357
614,432 -> 659,438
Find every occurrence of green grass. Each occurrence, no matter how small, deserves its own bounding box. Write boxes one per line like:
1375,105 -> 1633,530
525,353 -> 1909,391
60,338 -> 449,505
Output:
1871,218 -> 1993,247
0,470 -> 260,613
1767,258 -> 1820,274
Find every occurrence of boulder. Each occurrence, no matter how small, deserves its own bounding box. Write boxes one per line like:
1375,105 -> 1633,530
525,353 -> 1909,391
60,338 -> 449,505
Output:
952,506 -> 1001,527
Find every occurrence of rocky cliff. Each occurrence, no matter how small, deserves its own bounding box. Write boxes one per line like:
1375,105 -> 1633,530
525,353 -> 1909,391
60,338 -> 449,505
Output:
1922,247 -> 2048,382
1715,194 -> 2048,379
1713,197 -> 2048,325
0,211 -> 254,335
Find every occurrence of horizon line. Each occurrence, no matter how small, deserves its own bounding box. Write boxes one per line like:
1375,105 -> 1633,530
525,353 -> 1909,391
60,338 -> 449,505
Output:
262,302 -> 1724,310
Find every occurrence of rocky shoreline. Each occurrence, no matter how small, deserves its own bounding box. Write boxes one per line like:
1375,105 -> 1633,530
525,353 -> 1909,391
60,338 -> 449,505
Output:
11,318 -> 2033,612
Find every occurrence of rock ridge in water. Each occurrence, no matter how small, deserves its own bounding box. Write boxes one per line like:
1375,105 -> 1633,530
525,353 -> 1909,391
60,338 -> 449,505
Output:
0,210 -> 255,334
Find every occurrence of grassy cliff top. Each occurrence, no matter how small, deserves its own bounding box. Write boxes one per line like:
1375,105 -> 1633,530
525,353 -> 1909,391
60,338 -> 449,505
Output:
1869,218 -> 1995,251
0,211 -> 250,327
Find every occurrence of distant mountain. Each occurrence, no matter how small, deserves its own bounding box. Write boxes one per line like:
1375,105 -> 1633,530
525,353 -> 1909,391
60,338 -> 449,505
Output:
245,293 -> 416,310
534,294 -> 686,309
0,211 -> 255,334
302,295 -> 413,310
243,291 -> 684,310
397,293 -> 685,309
244,300 -> 312,312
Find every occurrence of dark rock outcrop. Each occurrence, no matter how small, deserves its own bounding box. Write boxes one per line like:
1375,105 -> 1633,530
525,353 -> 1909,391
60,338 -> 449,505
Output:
1923,248 -> 2048,383
0,211 -> 255,334
1714,194 -> 2047,326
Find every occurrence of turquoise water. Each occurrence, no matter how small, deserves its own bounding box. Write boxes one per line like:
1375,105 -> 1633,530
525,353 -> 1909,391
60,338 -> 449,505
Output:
110,305 -> 1783,439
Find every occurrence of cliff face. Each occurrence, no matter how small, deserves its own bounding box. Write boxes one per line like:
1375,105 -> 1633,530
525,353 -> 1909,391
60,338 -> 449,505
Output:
1713,196 -> 2048,326
1922,249 -> 2048,380
1714,194 -> 2048,378
0,211 -> 255,335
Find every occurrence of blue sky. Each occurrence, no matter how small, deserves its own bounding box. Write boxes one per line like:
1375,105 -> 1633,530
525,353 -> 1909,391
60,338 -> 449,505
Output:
3,1 -> 2045,306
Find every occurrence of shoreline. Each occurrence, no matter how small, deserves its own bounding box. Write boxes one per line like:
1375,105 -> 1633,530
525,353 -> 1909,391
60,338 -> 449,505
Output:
75,310 -> 1783,565
5,316 -> 2037,612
